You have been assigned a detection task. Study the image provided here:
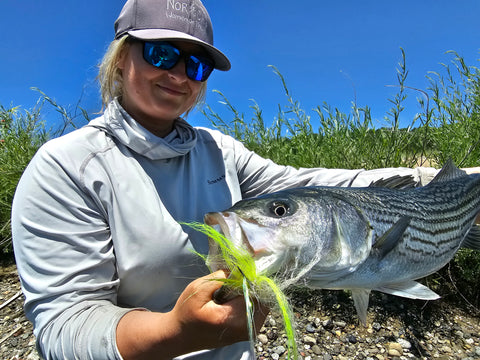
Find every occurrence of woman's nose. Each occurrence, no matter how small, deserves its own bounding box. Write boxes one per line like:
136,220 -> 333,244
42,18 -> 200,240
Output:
167,57 -> 188,81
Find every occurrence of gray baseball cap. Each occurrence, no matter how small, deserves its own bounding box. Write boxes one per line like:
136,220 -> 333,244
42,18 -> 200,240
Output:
115,0 -> 231,71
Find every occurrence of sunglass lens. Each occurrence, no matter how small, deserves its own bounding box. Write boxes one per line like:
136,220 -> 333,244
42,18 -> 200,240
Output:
186,55 -> 214,82
143,42 -> 180,69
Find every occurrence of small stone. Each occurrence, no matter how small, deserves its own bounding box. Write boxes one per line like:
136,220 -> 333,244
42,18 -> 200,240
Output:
266,330 -> 278,341
440,345 -> 452,354
267,317 -> 276,327
387,349 -> 402,357
306,323 -> 317,333
475,346 -> 480,356
304,335 -> 317,346
322,319 -> 333,329
311,345 -> 322,355
397,338 -> 411,349
347,334 -> 357,344
334,320 -> 347,328
257,334 -> 268,345
387,342 -> 403,356
271,353 -> 279,360
273,345 -> 286,355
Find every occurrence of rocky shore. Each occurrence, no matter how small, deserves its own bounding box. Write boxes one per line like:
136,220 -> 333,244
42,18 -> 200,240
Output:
1,263 -> 479,360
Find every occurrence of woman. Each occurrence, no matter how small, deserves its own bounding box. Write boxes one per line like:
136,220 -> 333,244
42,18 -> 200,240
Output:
12,0 -> 441,359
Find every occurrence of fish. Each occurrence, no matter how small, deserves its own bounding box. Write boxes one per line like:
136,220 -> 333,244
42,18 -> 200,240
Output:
204,161 -> 480,324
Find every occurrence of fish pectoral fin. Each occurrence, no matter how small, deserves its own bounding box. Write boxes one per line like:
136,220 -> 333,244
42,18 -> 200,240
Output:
375,280 -> 440,300
351,289 -> 371,326
462,224 -> 480,250
373,216 -> 411,258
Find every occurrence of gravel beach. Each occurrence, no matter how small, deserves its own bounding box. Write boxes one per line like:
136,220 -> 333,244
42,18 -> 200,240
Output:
1,263 -> 479,360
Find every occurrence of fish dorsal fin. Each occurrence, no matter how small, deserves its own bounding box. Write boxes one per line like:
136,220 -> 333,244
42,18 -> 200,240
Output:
430,159 -> 467,184
375,280 -> 440,300
351,289 -> 371,326
369,174 -> 416,189
373,216 -> 411,258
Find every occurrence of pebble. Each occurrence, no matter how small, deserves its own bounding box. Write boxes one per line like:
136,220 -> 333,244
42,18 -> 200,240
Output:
3,273 -> 480,360
387,342 -> 403,356
303,335 -> 317,346
347,334 -> 358,344
272,345 -> 286,355
396,338 -> 412,349
311,344 -> 322,355
267,317 -> 277,327
305,323 -> 316,333
258,334 -> 269,344
334,320 -> 347,328
387,348 -> 402,357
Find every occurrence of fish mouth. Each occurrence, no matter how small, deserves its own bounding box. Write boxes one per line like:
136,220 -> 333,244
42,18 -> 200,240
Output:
204,212 -> 259,271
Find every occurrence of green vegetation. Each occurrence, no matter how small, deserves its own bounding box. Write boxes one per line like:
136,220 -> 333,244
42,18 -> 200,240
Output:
0,91 -> 89,256
1,49 -> 479,307
203,49 -> 480,169
0,103 -> 48,254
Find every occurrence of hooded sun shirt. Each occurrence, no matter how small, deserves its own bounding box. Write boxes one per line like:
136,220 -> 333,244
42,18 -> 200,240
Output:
11,99 -> 437,359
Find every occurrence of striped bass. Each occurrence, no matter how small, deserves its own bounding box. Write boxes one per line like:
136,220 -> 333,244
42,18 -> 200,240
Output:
205,161 -> 480,324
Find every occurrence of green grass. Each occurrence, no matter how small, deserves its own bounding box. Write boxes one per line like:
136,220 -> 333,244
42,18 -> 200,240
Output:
0,103 -> 49,253
0,91 -> 89,255
1,49 -> 479,308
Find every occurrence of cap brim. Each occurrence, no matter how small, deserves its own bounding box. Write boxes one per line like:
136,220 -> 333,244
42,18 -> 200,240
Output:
127,29 -> 231,71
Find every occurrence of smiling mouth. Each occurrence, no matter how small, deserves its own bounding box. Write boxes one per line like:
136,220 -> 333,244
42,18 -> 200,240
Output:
157,84 -> 186,96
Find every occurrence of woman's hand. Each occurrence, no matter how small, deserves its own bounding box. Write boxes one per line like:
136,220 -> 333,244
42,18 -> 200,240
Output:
171,270 -> 269,350
117,270 -> 269,360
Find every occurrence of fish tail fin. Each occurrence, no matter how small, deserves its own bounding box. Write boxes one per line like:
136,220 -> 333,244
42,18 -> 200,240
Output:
351,289 -> 371,326
463,224 -> 480,251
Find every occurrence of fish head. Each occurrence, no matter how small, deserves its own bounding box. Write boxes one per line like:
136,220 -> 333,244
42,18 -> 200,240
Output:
204,188 -> 373,281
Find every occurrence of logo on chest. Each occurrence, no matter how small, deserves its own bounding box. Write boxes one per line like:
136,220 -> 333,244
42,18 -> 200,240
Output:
207,174 -> 226,185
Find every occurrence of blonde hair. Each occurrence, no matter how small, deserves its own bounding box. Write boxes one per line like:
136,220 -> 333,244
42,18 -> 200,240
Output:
97,36 -> 208,115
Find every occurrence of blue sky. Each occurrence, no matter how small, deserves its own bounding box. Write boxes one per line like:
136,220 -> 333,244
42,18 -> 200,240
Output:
1,1 -> 479,132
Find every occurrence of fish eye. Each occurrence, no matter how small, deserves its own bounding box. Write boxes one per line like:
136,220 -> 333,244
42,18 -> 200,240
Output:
268,200 -> 292,217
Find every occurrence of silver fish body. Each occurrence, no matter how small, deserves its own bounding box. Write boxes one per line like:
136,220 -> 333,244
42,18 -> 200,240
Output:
204,161 -> 480,323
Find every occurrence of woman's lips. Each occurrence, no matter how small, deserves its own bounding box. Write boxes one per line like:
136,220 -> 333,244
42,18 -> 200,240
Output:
157,84 -> 186,96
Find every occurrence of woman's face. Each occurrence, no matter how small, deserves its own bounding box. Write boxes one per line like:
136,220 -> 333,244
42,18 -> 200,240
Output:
118,40 -> 205,137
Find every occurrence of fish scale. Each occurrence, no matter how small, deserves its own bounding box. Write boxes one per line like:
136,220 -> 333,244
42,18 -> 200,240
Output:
205,161 -> 480,324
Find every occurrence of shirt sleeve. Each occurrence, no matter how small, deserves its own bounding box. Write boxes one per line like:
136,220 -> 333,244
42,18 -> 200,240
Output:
229,137 -> 437,198
11,143 -> 132,360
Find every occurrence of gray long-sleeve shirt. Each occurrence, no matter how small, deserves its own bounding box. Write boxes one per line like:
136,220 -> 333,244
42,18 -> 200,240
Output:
11,99 -> 437,359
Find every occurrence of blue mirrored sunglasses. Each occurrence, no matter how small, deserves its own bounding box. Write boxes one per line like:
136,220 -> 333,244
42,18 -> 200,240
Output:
143,41 -> 214,82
